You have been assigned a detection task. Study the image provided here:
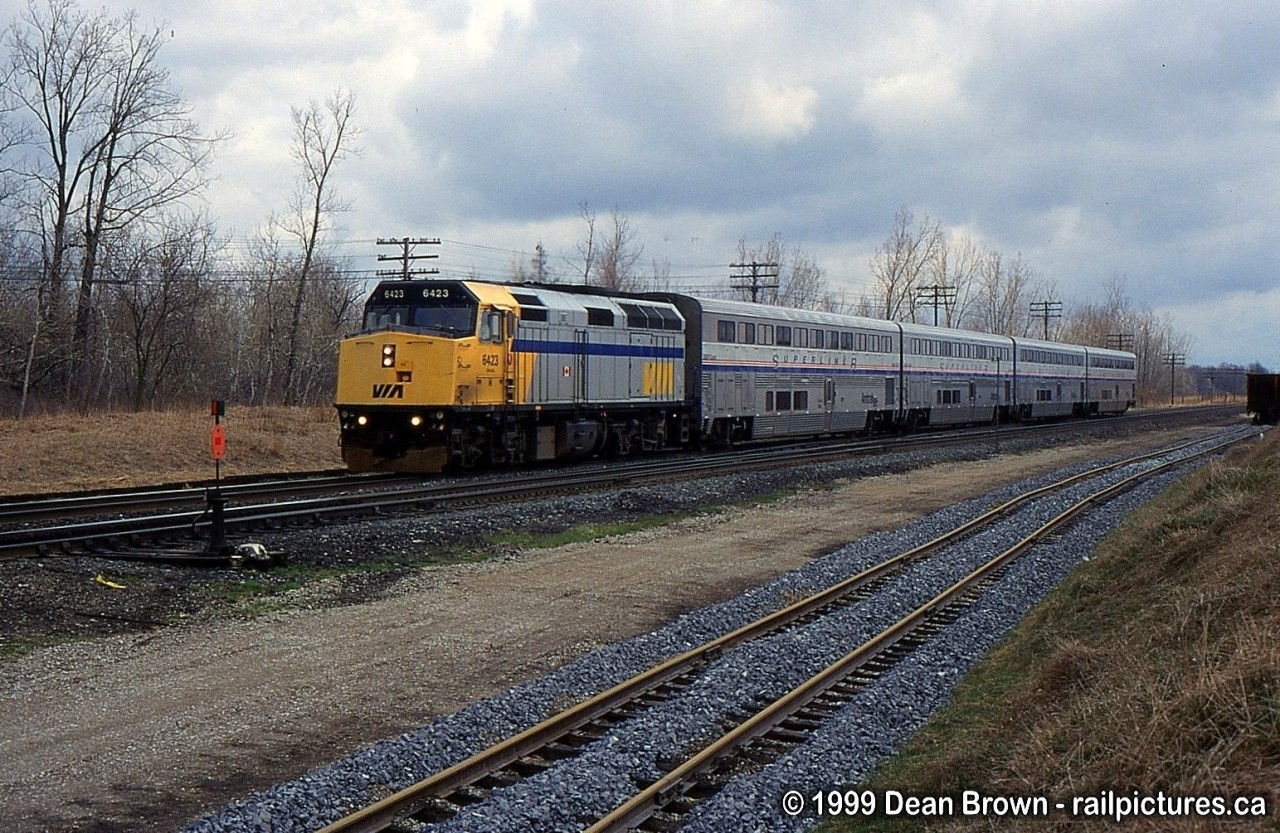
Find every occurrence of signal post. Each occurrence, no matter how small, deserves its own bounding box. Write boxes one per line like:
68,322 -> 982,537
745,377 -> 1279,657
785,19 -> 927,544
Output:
207,399 -> 229,556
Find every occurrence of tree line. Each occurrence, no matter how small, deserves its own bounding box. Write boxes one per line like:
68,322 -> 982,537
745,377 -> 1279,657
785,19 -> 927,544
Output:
554,206 -> 1223,406
0,0 -> 1252,418
0,0 -> 364,416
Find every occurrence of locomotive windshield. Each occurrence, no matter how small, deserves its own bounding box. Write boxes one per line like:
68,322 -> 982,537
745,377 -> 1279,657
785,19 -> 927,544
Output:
362,281 -> 477,338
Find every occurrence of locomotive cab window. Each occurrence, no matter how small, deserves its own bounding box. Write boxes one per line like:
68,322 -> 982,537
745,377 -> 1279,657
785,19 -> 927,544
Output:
362,281 -> 478,338
479,309 -> 505,343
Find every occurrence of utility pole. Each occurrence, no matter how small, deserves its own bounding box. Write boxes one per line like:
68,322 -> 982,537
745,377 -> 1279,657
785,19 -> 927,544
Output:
1106,333 -> 1135,352
730,260 -> 780,303
377,237 -> 441,280
1030,300 -> 1063,340
915,284 -> 957,327
1164,352 -> 1186,406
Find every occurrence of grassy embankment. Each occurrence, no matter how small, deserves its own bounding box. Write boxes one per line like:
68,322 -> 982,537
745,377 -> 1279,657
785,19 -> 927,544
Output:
0,405 -> 343,496
825,430 -> 1279,832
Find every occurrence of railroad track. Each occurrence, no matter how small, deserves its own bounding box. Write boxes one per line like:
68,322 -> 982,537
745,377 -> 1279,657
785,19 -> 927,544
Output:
0,470 -> 402,524
0,404 -> 1242,561
313,427 -> 1252,833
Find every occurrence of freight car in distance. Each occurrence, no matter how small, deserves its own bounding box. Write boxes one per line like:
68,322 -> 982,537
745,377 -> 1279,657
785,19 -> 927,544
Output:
1247,373 -> 1280,424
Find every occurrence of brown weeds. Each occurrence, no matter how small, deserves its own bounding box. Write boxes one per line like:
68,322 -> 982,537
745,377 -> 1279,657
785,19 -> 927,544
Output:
0,405 -> 342,495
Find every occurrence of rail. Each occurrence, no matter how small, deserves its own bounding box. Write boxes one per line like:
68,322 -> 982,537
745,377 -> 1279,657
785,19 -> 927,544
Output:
315,429 -> 1248,832
585,431 -> 1249,830
0,404 -> 1241,561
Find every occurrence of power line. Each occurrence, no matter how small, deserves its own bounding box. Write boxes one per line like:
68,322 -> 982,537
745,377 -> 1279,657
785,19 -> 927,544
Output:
1030,300 -> 1063,340
1106,333 -> 1135,351
1164,351 -> 1186,406
376,237 -> 440,280
729,260 -> 780,303
915,284 -> 956,327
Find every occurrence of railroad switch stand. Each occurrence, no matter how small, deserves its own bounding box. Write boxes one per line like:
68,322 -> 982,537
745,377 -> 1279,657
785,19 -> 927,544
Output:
205,488 -> 229,556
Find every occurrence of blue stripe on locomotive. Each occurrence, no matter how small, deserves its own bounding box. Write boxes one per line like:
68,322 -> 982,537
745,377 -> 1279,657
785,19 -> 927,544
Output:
512,339 -> 685,360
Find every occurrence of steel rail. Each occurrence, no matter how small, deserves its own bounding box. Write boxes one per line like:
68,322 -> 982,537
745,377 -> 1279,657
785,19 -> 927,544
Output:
584,432 -> 1250,832
0,406 -> 1238,560
0,471 -> 408,525
0,404 -> 1239,529
313,431 -> 1242,833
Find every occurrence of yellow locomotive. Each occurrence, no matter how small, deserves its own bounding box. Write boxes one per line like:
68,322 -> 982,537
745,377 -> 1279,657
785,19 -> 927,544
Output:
335,279 -> 687,472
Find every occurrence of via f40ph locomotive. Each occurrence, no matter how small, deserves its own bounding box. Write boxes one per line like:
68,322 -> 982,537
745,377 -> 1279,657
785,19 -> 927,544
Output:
335,279 -> 1137,472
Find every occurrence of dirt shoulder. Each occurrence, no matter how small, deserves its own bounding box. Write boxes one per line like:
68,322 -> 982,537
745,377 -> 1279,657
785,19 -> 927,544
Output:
0,430 -> 1213,832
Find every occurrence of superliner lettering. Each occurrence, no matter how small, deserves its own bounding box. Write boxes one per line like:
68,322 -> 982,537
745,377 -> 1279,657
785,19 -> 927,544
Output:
372,383 -> 404,399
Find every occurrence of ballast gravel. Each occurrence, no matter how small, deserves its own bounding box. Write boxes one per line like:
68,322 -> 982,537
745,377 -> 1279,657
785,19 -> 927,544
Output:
184,427 -> 1251,833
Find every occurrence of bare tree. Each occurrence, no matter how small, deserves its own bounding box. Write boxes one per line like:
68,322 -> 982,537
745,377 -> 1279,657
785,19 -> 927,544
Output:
107,215 -> 216,410
5,0 -> 115,409
3,0 -> 218,406
731,233 -> 831,310
574,201 -> 595,284
927,232 -> 983,328
507,252 -> 529,283
508,242 -> 551,283
4,0 -> 112,311
280,87 -> 360,405
0,62 -> 23,209
971,249 -> 1041,336
531,243 -> 549,283
72,11 -> 218,394
1060,275 -> 1136,346
778,246 -> 829,309
643,257 -> 673,292
592,206 -> 643,290
1060,275 -> 1193,404
240,220 -> 292,405
869,208 -> 943,321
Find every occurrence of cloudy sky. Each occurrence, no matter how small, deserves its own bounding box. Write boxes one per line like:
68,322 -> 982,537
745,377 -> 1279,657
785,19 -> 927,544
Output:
46,0 -> 1280,368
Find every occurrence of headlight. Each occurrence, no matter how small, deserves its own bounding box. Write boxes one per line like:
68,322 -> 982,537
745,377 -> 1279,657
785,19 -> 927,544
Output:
410,415 -> 423,427
381,344 -> 396,367
356,415 -> 368,426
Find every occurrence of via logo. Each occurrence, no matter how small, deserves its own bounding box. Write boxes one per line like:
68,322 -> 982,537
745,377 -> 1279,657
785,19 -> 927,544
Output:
372,383 -> 404,399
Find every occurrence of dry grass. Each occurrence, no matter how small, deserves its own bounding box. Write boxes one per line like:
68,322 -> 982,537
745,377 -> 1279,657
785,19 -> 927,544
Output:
0,405 -> 343,495
832,432 -> 1280,832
